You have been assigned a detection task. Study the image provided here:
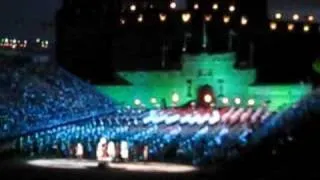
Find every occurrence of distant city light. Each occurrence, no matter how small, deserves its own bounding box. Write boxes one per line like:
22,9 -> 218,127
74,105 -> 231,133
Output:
270,22 -> 277,30
303,25 -> 310,32
36,38 -> 40,43
275,13 -> 282,20
288,23 -> 294,31
293,14 -> 299,21
308,15 -> 315,22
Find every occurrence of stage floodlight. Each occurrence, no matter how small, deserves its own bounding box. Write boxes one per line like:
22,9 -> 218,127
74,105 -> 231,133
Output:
130,4 -> 136,12
248,99 -> 255,106
222,97 -> 229,104
194,3 -> 199,10
303,25 -> 310,32
182,13 -> 191,23
234,98 -> 241,105
204,14 -> 212,22
134,99 -> 141,106
170,1 -> 176,9
137,14 -> 143,23
212,3 -> 218,10
275,13 -> 282,20
270,22 -> 277,30
172,93 -> 180,103
159,13 -> 167,22
223,15 -> 230,24
150,98 -> 157,104
120,18 -> 126,25
229,5 -> 236,12
308,15 -> 315,22
288,23 -> 294,31
241,16 -> 248,25
204,94 -> 213,103
202,43 -> 207,48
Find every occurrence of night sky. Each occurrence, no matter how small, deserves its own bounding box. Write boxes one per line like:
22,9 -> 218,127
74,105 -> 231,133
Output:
0,0 -> 61,41
268,0 -> 320,22
0,1 -> 318,42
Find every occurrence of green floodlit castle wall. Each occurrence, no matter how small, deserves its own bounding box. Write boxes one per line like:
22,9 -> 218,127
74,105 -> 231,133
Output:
96,53 -> 311,111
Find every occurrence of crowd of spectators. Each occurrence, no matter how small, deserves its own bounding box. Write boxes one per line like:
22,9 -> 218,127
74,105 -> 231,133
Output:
0,56 -> 116,140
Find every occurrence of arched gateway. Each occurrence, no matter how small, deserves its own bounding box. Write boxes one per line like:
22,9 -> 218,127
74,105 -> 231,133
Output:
197,84 -> 216,108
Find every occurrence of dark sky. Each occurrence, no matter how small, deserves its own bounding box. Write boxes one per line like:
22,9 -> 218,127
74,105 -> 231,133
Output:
0,0 -> 61,41
268,0 -> 320,22
0,0 -> 318,42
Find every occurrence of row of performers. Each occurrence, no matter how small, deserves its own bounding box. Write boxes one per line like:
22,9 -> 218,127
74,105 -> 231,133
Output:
74,138 -> 149,162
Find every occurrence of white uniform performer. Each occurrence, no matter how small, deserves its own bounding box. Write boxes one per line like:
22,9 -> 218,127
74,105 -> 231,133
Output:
143,145 -> 148,161
107,141 -> 116,161
76,143 -> 84,159
96,137 -> 111,162
120,141 -> 129,161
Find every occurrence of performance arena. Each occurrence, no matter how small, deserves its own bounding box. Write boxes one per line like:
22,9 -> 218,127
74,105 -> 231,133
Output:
1,52 -> 320,180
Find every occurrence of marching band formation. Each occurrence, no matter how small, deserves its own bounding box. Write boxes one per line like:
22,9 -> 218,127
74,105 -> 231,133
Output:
93,138 -> 147,165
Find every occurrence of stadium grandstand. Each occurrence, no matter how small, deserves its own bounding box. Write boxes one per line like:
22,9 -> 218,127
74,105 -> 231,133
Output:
0,52 -> 317,170
0,55 -> 116,141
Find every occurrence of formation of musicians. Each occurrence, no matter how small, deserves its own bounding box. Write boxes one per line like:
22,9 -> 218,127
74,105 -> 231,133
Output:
73,138 -> 149,164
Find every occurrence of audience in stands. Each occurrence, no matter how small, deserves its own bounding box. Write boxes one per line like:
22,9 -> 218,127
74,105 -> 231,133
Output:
0,57 -> 115,139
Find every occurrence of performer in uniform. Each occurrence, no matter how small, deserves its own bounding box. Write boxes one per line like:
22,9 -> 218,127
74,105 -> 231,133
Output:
115,142 -> 121,162
120,141 -> 129,161
96,137 -> 108,166
75,143 -> 84,159
143,145 -> 148,161
107,140 -> 116,161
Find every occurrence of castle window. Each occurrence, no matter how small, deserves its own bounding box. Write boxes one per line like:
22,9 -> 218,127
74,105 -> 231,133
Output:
208,70 -> 213,76
198,69 -> 203,77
